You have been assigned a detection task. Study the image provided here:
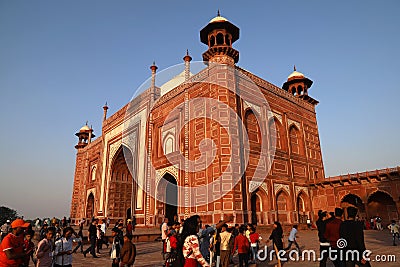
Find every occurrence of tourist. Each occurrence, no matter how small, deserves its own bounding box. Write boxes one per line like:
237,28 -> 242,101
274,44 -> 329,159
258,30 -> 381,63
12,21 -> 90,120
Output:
199,216 -> 233,264
324,208 -> 343,267
0,219 -> 31,267
249,225 -> 262,263
316,210 -> 331,267
161,217 -> 169,260
181,215 -> 209,267
120,234 -> 136,267
54,227 -> 74,267
96,224 -> 103,254
165,229 -> 178,267
39,223 -> 48,241
340,206 -> 371,267
72,221 -> 84,253
219,224 -> 232,267
0,220 -> 11,242
83,218 -> 99,258
232,225 -> 250,267
267,221 -> 284,262
126,219 -> 133,238
22,228 -> 35,267
284,224 -> 301,252
100,219 -> 108,248
387,220 -> 400,246
36,226 -> 56,267
110,227 -> 122,267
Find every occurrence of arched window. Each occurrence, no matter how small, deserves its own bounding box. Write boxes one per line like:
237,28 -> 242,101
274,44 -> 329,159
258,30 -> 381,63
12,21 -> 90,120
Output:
289,125 -> 303,155
225,34 -> 231,45
216,33 -> 224,45
163,135 -> 175,155
268,118 -> 283,150
291,87 -> 296,95
298,85 -> 303,95
91,166 -> 96,181
210,35 -> 215,47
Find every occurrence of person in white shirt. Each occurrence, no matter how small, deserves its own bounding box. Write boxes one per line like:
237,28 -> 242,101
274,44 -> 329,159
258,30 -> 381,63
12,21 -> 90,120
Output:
284,225 -> 301,252
161,217 -> 169,260
54,227 -> 74,267
388,220 -> 400,246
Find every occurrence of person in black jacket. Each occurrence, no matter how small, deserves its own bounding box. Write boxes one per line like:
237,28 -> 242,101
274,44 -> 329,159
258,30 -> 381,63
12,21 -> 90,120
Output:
340,207 -> 371,267
316,210 -> 332,267
83,218 -> 99,258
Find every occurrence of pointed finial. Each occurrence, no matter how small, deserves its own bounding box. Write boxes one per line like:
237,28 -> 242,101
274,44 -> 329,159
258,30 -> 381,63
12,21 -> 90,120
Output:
85,121 -> 88,126
186,49 -> 189,56
217,9 -> 220,16
105,101 -> 108,106
294,65 -> 296,71
150,61 -> 158,71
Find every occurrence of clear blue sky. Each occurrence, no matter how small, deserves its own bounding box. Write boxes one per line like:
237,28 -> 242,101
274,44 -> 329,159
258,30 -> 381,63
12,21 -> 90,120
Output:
0,0 -> 399,219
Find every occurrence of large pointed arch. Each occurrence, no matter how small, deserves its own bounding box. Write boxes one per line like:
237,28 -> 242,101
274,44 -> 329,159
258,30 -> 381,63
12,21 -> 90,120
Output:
107,146 -> 135,222
367,190 -> 398,223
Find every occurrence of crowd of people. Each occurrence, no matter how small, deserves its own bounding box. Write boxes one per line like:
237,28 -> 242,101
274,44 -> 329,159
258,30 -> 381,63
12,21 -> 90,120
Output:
158,215 -> 301,267
0,208 -> 398,267
0,216 -> 136,267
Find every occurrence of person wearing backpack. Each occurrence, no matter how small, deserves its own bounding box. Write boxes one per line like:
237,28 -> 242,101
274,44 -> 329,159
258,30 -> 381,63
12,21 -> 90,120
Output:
120,235 -> 136,267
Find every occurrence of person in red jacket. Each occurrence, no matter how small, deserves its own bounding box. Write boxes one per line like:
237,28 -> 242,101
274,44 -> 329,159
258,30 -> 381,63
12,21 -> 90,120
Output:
232,226 -> 250,267
324,207 -> 343,267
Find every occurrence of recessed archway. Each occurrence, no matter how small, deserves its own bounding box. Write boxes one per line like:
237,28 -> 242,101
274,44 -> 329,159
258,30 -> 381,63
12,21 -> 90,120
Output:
341,193 -> 366,219
297,192 -> 310,224
86,193 -> 94,219
276,190 -> 290,223
157,173 -> 178,223
367,191 -> 398,223
108,146 -> 134,222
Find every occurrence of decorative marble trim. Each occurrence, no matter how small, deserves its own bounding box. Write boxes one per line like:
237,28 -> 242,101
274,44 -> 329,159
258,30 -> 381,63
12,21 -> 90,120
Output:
287,119 -> 301,129
274,183 -> 290,195
243,100 -> 261,115
295,186 -> 309,197
249,181 -> 262,193
260,182 -> 268,194
162,127 -> 176,140
155,166 -> 179,185
272,112 -> 283,124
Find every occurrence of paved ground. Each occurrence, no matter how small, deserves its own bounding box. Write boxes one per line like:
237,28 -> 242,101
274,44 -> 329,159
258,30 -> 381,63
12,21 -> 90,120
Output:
27,229 -> 400,266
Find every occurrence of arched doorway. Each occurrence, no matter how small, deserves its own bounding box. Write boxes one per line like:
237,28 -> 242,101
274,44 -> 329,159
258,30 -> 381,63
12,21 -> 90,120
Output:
126,208 -> 131,221
157,173 -> 178,223
276,190 -> 290,223
341,194 -> 366,219
86,193 -> 94,219
251,191 -> 262,225
367,191 -> 398,223
108,147 -> 134,222
297,192 -> 310,224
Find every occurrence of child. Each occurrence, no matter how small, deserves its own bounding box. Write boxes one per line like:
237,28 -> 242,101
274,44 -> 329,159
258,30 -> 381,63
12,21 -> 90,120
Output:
165,230 -> 177,267
120,235 -> 136,267
23,229 -> 35,267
